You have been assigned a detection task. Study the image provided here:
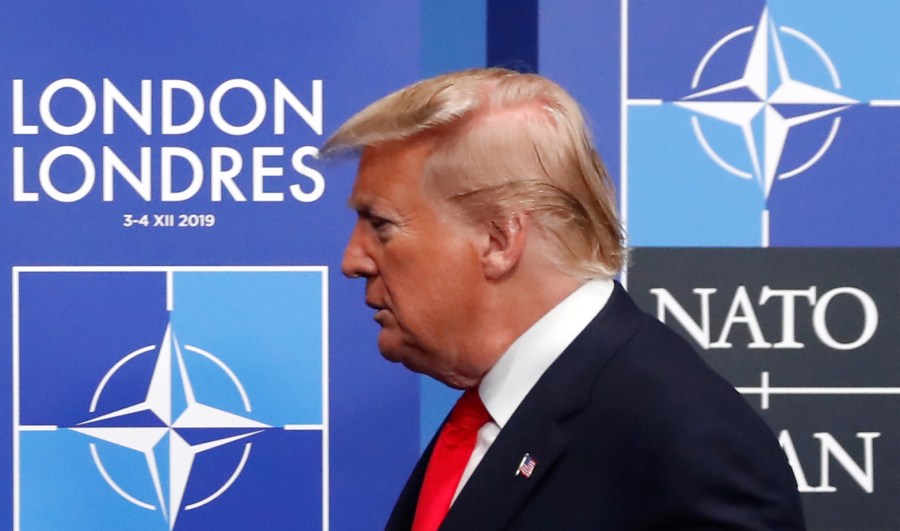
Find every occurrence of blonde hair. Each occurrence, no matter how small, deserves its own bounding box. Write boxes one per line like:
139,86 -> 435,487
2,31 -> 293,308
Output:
323,68 -> 625,278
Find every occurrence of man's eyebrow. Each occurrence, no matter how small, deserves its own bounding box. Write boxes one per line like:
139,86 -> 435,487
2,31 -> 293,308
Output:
348,196 -> 392,218
347,201 -> 382,220
346,196 -> 369,212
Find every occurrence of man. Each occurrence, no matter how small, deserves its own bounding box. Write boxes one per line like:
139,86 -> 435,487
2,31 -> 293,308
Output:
324,68 -> 805,530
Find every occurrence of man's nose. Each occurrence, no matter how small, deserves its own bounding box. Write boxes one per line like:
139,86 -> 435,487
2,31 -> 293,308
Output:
341,222 -> 378,278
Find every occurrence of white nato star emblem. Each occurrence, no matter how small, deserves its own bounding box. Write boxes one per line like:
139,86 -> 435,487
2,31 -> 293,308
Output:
70,323 -> 269,530
675,7 -> 856,199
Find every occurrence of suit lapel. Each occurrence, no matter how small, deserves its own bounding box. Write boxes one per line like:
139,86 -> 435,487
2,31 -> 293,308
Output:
441,282 -> 646,530
440,395 -> 569,530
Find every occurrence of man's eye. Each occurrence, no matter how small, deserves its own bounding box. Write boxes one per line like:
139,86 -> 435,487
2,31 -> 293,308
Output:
368,217 -> 395,239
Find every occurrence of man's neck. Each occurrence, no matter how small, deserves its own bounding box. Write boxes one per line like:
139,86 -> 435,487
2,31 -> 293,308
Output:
463,271 -> 586,386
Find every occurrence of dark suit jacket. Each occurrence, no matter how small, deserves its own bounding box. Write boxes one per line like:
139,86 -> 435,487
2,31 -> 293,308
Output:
387,282 -> 805,530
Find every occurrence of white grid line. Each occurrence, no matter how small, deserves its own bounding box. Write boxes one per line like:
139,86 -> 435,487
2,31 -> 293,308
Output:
321,267 -> 330,531
620,0 -> 630,290
628,98 -> 663,106
12,269 -> 21,531
736,371 -> 900,410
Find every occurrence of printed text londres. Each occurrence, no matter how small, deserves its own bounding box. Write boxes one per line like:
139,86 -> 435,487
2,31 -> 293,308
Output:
11,78 -> 325,203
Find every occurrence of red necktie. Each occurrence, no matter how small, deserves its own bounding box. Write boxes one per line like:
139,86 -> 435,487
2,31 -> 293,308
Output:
412,388 -> 491,531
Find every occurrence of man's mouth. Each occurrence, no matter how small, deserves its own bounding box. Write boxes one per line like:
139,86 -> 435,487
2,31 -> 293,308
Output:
373,308 -> 390,323
365,297 -> 389,323
367,301 -> 388,323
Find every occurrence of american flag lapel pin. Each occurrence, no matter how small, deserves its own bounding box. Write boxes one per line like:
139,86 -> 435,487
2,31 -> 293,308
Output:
516,453 -> 537,478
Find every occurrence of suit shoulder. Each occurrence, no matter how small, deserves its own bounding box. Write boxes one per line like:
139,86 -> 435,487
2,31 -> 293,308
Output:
589,311 -> 775,444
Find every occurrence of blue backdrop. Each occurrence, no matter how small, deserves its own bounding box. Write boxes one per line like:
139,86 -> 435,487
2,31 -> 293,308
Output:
1,1 -> 896,529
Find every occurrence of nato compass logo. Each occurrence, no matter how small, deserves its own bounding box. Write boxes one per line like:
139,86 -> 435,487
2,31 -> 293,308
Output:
676,8 -> 854,210
72,323 -> 268,530
13,267 -> 328,530
626,2 -> 900,247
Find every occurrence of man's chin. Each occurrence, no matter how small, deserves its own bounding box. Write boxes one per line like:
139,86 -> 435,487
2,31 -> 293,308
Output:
379,349 -> 404,364
376,332 -> 406,364
378,338 -> 430,375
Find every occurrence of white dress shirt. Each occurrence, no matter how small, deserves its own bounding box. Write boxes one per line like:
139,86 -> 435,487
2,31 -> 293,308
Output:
452,278 -> 615,501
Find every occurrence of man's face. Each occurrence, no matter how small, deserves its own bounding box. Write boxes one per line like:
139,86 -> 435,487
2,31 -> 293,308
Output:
342,138 -> 489,388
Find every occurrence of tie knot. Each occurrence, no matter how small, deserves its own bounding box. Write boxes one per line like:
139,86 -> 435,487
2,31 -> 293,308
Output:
449,389 -> 491,431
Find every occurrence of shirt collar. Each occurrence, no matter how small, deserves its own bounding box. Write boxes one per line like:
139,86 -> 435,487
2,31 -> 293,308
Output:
478,278 -> 614,428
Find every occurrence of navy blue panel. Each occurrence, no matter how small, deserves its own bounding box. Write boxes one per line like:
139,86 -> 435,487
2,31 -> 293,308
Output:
487,0 -> 539,72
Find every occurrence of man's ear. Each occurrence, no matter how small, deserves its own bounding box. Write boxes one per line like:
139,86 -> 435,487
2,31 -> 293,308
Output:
482,212 -> 528,280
